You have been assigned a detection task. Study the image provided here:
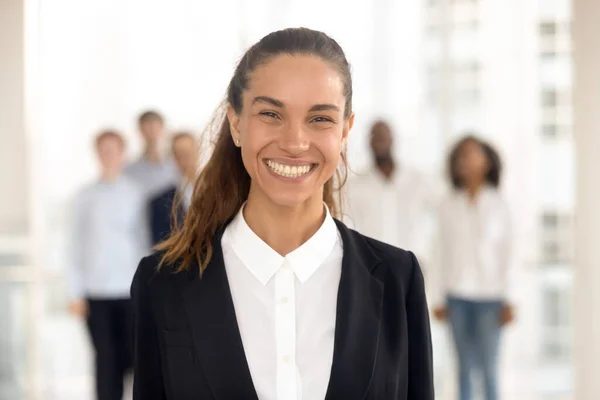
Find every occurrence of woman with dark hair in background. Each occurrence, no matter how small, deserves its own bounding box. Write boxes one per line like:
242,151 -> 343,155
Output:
131,27 -> 434,399
432,135 -> 515,400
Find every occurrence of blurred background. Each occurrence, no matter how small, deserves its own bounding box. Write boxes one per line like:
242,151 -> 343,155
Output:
1,0 -> 598,399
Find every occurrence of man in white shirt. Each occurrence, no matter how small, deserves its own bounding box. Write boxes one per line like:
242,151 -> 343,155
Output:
149,132 -> 199,245
345,120 -> 437,260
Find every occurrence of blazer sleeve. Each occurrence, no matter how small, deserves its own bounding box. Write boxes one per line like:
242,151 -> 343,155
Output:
131,257 -> 167,400
406,252 -> 435,400
149,196 -> 163,247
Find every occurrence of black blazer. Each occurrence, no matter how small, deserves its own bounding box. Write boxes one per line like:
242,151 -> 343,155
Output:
131,219 -> 434,399
149,186 -> 184,246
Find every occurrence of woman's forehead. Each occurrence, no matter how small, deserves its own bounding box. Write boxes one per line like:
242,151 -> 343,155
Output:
244,54 -> 346,110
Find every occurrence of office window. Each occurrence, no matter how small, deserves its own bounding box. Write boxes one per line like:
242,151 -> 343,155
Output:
542,212 -> 559,229
543,124 -> 573,138
542,124 -> 558,137
540,21 -> 557,36
542,288 -> 562,327
541,287 -> 572,361
425,23 -> 441,35
542,240 -> 561,264
454,62 -> 480,82
541,89 -> 558,107
425,64 -> 442,107
449,24 -> 479,61
455,88 -> 480,106
540,212 -> 574,265
540,50 -> 557,60
547,212 -> 572,231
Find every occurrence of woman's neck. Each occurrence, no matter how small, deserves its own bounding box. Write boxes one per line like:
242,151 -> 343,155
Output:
465,181 -> 485,202
243,191 -> 326,256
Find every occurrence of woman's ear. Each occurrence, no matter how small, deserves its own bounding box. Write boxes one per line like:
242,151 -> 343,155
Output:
342,112 -> 355,142
227,105 -> 241,145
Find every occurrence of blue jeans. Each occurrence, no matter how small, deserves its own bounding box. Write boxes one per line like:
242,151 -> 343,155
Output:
447,296 -> 503,400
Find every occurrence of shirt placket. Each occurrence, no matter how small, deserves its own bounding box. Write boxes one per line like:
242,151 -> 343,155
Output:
275,260 -> 297,399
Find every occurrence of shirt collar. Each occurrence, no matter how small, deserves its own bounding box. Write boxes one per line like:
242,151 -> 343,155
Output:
226,204 -> 339,285
457,184 -> 496,205
371,164 -> 407,185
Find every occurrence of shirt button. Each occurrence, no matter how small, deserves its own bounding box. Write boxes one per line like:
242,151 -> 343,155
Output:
283,355 -> 291,363
280,297 -> 289,304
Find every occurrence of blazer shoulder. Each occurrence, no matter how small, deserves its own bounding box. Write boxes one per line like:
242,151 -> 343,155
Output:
133,252 -> 163,285
136,249 -> 200,279
133,250 -> 185,285
350,229 -> 418,281
150,186 -> 177,206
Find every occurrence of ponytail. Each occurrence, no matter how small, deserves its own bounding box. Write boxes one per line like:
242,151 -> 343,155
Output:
156,115 -> 250,273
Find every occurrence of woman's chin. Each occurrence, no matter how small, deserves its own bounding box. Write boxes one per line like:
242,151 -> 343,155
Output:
264,191 -> 315,209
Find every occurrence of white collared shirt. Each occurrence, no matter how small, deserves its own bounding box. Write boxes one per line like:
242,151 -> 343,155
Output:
344,165 -> 438,258
221,205 -> 342,400
431,186 -> 514,306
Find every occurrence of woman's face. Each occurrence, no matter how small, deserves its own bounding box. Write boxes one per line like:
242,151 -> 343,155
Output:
228,54 -> 354,209
455,139 -> 489,186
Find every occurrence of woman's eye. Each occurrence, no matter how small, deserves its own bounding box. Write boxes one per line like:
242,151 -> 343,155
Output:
260,111 -> 280,119
311,116 -> 334,123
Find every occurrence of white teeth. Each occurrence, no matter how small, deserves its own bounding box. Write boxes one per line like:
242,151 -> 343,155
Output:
266,160 -> 313,178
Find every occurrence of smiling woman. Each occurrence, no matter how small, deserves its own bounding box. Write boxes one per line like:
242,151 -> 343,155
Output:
131,27 -> 434,400
229,53 -> 351,218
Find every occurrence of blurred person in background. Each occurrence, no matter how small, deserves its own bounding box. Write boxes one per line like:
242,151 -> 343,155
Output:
67,130 -> 150,400
149,131 -> 199,245
431,135 -> 515,400
125,110 -> 179,198
345,120 -> 437,260
130,27 -> 434,399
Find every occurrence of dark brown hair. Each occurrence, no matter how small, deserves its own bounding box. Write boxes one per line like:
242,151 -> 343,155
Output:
95,130 -> 125,149
448,135 -> 502,189
157,27 -> 353,273
138,110 -> 164,126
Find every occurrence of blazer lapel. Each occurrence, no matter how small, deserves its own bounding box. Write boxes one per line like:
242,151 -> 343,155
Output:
181,228 -> 258,399
325,220 -> 384,400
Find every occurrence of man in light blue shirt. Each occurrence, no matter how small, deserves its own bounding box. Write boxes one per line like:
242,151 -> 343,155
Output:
67,130 -> 149,400
124,110 -> 179,199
